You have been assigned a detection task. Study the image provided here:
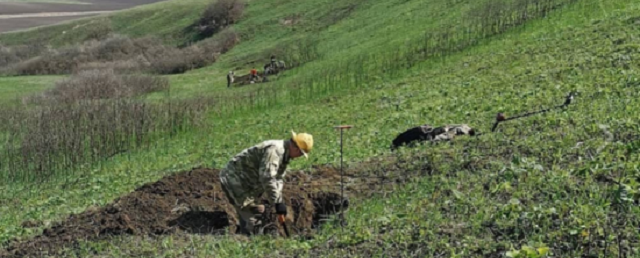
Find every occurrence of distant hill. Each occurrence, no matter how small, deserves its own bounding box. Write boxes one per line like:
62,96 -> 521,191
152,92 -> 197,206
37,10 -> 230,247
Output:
0,0 -> 169,34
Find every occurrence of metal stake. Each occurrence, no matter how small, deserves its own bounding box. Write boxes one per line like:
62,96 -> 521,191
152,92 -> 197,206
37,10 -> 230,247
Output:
334,125 -> 353,231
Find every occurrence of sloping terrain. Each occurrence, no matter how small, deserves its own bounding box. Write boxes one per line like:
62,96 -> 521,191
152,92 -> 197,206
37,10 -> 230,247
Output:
0,0 -> 169,34
1,167 -> 357,257
0,0 -> 209,45
0,0 -> 639,257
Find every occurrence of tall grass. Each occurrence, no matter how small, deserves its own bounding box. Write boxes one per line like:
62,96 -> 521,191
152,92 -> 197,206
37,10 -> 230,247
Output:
0,0 -> 244,76
25,69 -> 169,104
214,0 -> 581,115
190,0 -> 246,41
1,30 -> 239,76
0,71 -> 215,184
0,0 -> 596,186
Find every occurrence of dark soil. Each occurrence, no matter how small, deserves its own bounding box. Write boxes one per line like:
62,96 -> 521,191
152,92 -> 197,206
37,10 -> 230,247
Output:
231,66 -> 288,87
168,211 -> 230,235
1,167 -> 355,258
231,72 -> 268,87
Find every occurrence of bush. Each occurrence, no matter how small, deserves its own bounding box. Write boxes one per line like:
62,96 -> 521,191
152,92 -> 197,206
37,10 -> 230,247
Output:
0,43 -> 46,69
145,46 -> 204,74
2,95 -> 215,182
74,59 -> 145,74
149,29 -> 239,74
1,69 -> 215,182
93,35 -> 140,61
200,28 -> 240,54
196,0 -> 246,38
0,45 -> 19,68
8,36 -> 160,75
2,29 -> 239,75
27,69 -> 169,104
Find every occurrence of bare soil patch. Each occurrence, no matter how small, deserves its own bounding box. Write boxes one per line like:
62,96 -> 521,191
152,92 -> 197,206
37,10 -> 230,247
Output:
0,165 -> 384,258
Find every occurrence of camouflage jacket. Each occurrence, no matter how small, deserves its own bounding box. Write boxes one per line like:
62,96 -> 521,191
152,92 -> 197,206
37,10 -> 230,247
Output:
222,140 -> 291,204
428,124 -> 475,141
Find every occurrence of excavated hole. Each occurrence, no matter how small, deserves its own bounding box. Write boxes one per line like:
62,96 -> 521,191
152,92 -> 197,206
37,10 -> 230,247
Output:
2,167 -> 355,258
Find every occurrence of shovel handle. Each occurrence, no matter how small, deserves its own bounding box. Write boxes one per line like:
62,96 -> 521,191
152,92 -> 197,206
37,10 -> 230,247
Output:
278,214 -> 290,237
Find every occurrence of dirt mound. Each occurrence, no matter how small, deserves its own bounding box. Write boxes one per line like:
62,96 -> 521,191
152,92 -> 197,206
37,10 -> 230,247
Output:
232,72 -> 267,87
1,167 -> 348,258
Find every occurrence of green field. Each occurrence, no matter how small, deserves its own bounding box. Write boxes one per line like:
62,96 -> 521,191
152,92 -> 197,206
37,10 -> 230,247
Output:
0,0 -> 210,47
0,75 -> 59,103
0,0 -> 85,3
1,0 -> 640,257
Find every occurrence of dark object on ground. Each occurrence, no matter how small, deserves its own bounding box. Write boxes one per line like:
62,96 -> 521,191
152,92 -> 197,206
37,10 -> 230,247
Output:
391,124 -> 476,150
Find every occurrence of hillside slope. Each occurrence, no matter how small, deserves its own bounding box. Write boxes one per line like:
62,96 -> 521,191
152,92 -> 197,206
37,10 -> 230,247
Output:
0,0 -> 211,47
0,0 -> 639,257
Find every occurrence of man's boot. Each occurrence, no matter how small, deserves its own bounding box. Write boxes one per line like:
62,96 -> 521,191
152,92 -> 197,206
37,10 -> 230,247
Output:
236,205 -> 266,236
237,219 -> 251,236
249,205 -> 266,235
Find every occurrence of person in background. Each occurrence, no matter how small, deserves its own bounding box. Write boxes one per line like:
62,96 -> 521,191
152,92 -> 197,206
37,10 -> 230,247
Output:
227,71 -> 235,88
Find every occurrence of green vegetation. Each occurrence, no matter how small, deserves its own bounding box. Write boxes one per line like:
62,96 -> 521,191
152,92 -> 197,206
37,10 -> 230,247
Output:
0,75 -> 60,103
0,0 -> 212,47
1,0 -> 640,256
0,0 -> 85,4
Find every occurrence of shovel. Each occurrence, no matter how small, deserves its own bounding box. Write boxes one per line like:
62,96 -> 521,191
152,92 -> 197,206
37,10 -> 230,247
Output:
278,214 -> 290,238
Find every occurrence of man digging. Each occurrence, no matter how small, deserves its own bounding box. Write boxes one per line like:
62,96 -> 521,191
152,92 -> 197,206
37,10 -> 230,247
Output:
219,130 -> 313,236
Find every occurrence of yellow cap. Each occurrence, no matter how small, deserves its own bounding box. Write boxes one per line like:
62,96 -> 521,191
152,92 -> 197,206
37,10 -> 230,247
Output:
291,130 -> 313,158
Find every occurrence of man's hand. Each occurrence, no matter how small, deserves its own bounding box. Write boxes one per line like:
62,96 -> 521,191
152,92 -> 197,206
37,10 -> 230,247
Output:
275,203 -> 287,215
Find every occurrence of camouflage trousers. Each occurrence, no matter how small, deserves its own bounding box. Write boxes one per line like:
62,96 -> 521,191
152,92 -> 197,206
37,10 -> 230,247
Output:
219,170 -> 269,235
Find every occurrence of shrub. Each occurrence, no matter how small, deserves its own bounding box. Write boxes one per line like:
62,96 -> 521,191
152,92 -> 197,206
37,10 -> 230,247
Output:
2,29 -> 239,75
93,35 -> 140,61
0,45 -> 19,68
196,0 -> 246,38
10,45 -> 89,75
27,69 -> 169,104
74,59 -> 145,74
147,47 -> 201,74
0,43 -> 47,71
2,95 -> 215,182
148,29 -> 239,74
200,28 -> 240,54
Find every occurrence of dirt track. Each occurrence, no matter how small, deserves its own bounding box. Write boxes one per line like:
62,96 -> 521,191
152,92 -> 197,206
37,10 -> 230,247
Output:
0,11 -> 113,19
0,0 -> 168,34
1,165 -> 387,258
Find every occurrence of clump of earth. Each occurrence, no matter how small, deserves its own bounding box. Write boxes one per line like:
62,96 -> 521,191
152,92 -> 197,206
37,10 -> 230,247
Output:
1,166 -> 361,258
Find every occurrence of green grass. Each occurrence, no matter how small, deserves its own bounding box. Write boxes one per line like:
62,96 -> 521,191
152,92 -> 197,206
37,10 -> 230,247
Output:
1,0 -> 640,256
0,0 -> 212,47
0,0 -> 86,3
0,75 -> 60,103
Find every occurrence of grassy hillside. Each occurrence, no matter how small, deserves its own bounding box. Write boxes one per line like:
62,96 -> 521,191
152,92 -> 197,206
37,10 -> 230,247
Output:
1,0 -> 640,257
0,0 -> 85,3
0,0 -> 212,47
0,75 -> 59,103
